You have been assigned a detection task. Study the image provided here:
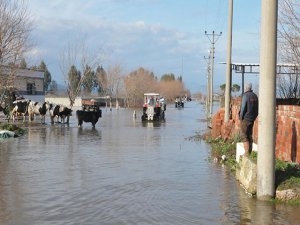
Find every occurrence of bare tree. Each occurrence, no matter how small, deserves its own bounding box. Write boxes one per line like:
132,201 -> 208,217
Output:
0,0 -> 33,93
59,39 -> 102,107
95,65 -> 108,96
278,0 -> 300,98
158,79 -> 185,102
277,72 -> 300,98
124,67 -> 158,107
0,0 -> 33,65
105,64 -> 124,108
95,64 -> 124,108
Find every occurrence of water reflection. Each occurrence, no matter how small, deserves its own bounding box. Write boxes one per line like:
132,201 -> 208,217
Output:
0,102 -> 299,224
77,127 -> 101,138
141,121 -> 165,128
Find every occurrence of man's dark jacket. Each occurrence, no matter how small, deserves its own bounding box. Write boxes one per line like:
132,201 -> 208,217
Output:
239,90 -> 258,122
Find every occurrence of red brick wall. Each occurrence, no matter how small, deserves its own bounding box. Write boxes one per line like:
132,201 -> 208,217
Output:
276,105 -> 300,163
211,100 -> 299,163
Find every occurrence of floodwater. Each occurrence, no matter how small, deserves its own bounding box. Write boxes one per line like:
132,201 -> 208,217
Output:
0,101 -> 299,225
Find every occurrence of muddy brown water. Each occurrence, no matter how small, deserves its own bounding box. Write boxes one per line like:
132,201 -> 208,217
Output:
0,102 -> 299,225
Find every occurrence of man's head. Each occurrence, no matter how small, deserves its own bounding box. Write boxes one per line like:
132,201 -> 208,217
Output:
245,83 -> 252,92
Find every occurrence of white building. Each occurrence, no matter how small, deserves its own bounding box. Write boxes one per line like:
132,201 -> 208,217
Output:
1,66 -> 45,102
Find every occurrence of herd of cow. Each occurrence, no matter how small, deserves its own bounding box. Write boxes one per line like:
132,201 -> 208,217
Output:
0,99 -> 73,124
0,98 -> 102,127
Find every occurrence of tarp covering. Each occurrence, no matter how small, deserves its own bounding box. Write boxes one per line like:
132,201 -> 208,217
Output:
0,130 -> 17,138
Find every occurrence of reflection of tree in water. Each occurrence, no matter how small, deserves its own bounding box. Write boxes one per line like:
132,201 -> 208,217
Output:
291,121 -> 297,162
27,125 -> 47,145
47,125 -> 73,148
0,143 -> 10,219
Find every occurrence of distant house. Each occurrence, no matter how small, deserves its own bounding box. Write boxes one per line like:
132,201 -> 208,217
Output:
0,66 -> 45,102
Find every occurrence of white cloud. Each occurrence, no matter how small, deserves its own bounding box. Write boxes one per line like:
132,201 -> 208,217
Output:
135,20 -> 146,29
25,47 -> 43,59
24,0 -> 261,93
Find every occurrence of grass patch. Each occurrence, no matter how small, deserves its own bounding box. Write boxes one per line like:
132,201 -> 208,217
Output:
275,161 -> 300,191
203,134 -> 300,202
206,136 -> 241,171
0,123 -> 26,136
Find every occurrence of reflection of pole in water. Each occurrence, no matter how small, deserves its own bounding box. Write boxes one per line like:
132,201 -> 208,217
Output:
133,110 -> 136,119
254,201 -> 274,224
236,182 -> 256,224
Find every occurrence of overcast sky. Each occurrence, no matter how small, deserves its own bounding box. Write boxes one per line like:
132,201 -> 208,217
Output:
26,0 -> 261,93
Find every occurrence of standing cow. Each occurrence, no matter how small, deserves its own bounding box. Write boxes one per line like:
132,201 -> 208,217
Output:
28,101 -> 50,123
49,104 -> 61,124
11,99 -> 31,123
59,105 -> 72,124
49,104 -> 72,124
76,110 -> 102,127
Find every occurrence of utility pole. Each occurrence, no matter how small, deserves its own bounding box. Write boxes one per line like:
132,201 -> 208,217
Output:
257,0 -> 278,200
204,53 -> 211,127
224,0 -> 233,123
205,31 -> 222,122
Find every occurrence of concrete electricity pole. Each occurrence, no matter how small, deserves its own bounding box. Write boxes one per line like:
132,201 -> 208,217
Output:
224,0 -> 233,123
204,53 -> 211,126
205,31 -> 222,122
257,0 -> 278,200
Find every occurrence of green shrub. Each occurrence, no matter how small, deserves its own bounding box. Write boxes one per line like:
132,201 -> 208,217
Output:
0,123 -> 26,136
275,160 -> 300,190
206,136 -> 241,171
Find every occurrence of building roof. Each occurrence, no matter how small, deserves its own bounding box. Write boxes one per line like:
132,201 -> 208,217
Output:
1,66 -> 44,79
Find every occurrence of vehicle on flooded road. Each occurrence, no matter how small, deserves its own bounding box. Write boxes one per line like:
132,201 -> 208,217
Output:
175,96 -> 185,108
141,93 -> 166,122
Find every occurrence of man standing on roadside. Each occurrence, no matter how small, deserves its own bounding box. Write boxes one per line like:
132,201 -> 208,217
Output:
239,83 -> 259,156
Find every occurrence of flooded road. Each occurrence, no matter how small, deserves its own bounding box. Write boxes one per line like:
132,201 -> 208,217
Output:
0,101 -> 299,225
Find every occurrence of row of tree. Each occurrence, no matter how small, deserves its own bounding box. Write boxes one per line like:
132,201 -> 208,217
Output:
0,0 -> 188,107
56,38 -> 189,107
65,63 -> 188,107
1,0 -> 300,106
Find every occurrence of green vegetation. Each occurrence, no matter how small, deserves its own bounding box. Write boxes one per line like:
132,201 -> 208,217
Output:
0,123 -> 26,136
275,160 -> 300,191
203,134 -> 300,203
206,136 -> 241,171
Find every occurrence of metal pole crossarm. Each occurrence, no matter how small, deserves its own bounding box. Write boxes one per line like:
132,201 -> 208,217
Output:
205,31 -> 223,45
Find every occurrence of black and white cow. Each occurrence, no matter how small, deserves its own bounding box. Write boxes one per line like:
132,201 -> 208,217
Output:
11,99 -> 31,122
76,109 -> 102,127
28,101 -> 50,123
58,105 -> 72,124
49,104 -> 61,124
49,104 -> 72,124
